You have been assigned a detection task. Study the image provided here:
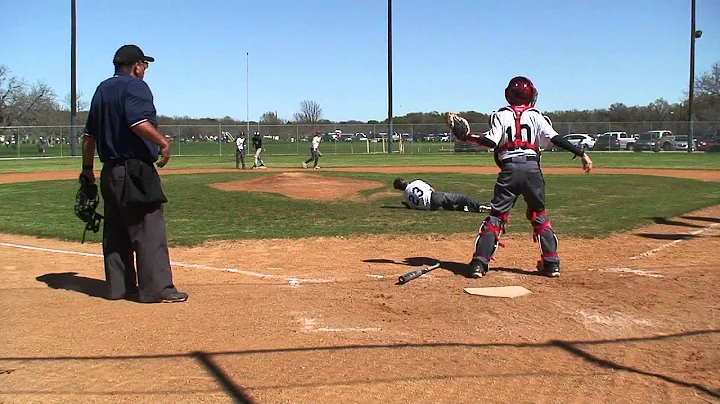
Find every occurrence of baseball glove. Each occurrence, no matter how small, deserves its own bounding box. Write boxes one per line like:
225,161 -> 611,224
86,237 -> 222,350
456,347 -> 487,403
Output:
74,174 -> 103,243
445,112 -> 471,142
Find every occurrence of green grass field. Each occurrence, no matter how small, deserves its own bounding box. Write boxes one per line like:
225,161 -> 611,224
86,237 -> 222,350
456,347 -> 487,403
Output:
1,170 -> 719,247
1,150 -> 719,174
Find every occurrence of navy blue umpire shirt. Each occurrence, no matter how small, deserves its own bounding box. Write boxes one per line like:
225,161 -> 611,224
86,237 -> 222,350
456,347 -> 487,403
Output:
83,72 -> 159,164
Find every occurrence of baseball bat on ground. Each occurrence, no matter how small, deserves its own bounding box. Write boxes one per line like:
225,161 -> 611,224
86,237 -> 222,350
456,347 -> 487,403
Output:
397,263 -> 440,284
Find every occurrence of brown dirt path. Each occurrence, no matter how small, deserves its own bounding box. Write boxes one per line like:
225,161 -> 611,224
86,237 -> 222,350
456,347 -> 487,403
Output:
210,172 -> 384,200
1,203 -> 719,403
2,166 -> 720,185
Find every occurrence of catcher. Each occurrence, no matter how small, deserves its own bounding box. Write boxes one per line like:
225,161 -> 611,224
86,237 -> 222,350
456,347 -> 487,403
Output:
446,76 -> 593,278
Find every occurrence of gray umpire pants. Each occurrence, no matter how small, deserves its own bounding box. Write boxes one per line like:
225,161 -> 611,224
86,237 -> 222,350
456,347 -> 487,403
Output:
430,191 -> 483,212
235,148 -> 246,168
100,163 -> 180,302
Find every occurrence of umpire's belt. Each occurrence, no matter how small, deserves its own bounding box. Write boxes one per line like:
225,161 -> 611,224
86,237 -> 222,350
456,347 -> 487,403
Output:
501,155 -> 539,165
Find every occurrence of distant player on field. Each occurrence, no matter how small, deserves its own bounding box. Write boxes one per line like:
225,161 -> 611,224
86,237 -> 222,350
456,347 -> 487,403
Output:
393,178 -> 489,213
302,130 -> 323,169
235,131 -> 246,169
251,132 -> 266,169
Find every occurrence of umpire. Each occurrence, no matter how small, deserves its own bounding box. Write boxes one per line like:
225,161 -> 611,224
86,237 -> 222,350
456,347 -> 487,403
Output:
79,44 -> 188,303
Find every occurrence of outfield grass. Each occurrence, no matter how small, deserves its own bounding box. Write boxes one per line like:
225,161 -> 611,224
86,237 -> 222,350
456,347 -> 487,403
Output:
0,140 -> 451,159
1,151 -> 719,174
1,171 -> 719,246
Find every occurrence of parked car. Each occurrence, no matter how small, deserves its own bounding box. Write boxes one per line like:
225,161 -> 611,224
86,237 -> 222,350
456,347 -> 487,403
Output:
633,130 -> 672,152
592,131 -> 635,151
592,132 -> 630,150
654,133 -> 695,152
563,133 -> 595,150
697,135 -> 720,152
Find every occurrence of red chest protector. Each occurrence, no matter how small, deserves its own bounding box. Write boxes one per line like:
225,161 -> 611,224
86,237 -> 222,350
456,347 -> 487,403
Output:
493,105 -> 540,154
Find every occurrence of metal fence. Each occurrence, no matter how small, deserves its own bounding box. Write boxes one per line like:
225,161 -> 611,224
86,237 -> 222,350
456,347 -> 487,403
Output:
1,122 -> 718,159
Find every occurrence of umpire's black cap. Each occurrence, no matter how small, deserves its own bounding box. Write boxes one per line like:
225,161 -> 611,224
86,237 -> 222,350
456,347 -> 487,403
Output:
113,44 -> 155,66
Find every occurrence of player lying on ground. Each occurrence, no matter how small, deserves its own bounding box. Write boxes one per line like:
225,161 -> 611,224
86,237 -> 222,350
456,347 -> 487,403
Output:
446,76 -> 593,279
393,178 -> 490,213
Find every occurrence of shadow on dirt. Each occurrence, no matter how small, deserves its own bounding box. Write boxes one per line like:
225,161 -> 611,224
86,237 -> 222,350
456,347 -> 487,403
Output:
192,351 -> 256,404
1,330 -> 718,401
492,267 -> 548,277
363,256 -> 473,279
363,256 -> 547,279
635,233 -> 700,241
647,216 -> 707,229
35,272 -> 107,299
550,339 -> 720,399
680,216 -> 720,224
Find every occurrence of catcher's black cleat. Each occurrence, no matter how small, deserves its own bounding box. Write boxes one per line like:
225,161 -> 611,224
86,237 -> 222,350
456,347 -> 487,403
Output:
540,261 -> 560,277
468,258 -> 489,279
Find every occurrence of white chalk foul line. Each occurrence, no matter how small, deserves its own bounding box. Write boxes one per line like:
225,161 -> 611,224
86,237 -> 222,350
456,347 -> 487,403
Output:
301,317 -> 382,333
588,267 -> 664,278
0,241 -> 331,284
629,222 -> 720,260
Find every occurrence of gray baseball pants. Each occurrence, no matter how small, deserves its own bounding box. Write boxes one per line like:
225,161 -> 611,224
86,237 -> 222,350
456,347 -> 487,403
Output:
473,155 -> 559,266
304,148 -> 320,167
430,191 -> 483,212
235,148 -> 246,168
254,148 -> 264,166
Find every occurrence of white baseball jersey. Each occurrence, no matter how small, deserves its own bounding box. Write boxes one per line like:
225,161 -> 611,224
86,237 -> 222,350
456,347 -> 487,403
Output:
236,137 -> 245,150
484,106 -> 559,161
404,180 -> 434,210
311,135 -> 321,150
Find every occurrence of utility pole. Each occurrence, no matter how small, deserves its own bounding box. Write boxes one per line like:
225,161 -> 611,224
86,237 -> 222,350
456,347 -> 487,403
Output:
70,0 -> 78,156
688,0 -> 702,153
387,0 -> 393,154
246,52 -> 250,137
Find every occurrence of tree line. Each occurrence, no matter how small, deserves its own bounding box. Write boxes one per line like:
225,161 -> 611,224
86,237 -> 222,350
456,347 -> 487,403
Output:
1,62 -> 718,137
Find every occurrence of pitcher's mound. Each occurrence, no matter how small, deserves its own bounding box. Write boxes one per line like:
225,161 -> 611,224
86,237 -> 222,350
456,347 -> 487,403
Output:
210,173 -> 385,201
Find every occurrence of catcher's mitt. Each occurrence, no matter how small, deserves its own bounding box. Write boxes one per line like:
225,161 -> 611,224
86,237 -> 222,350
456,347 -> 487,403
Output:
75,174 -> 103,243
445,112 -> 471,142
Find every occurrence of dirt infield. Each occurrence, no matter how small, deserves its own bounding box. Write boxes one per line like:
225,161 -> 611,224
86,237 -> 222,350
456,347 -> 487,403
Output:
209,172 -> 384,200
1,167 -> 719,403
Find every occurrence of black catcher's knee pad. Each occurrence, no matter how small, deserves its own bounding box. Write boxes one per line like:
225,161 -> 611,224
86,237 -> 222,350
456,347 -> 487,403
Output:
527,209 -> 559,261
474,211 -> 509,260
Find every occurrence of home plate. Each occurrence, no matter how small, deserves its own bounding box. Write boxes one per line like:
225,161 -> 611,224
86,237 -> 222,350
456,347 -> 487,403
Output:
464,286 -> 532,298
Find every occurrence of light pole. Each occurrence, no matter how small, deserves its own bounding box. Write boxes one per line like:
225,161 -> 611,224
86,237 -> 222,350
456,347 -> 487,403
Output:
387,0 -> 393,154
70,0 -> 78,156
246,52 -> 250,138
687,0 -> 702,153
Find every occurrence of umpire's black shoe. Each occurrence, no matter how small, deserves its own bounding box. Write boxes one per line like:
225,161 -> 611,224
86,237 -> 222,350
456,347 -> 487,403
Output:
140,291 -> 189,303
161,291 -> 189,303
540,261 -> 560,278
468,258 -> 489,278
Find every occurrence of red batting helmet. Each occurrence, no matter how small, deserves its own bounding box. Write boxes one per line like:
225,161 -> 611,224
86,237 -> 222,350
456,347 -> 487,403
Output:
505,76 -> 538,106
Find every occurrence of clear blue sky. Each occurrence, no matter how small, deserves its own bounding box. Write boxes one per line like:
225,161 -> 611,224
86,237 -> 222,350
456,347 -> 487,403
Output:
2,0 -> 718,122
